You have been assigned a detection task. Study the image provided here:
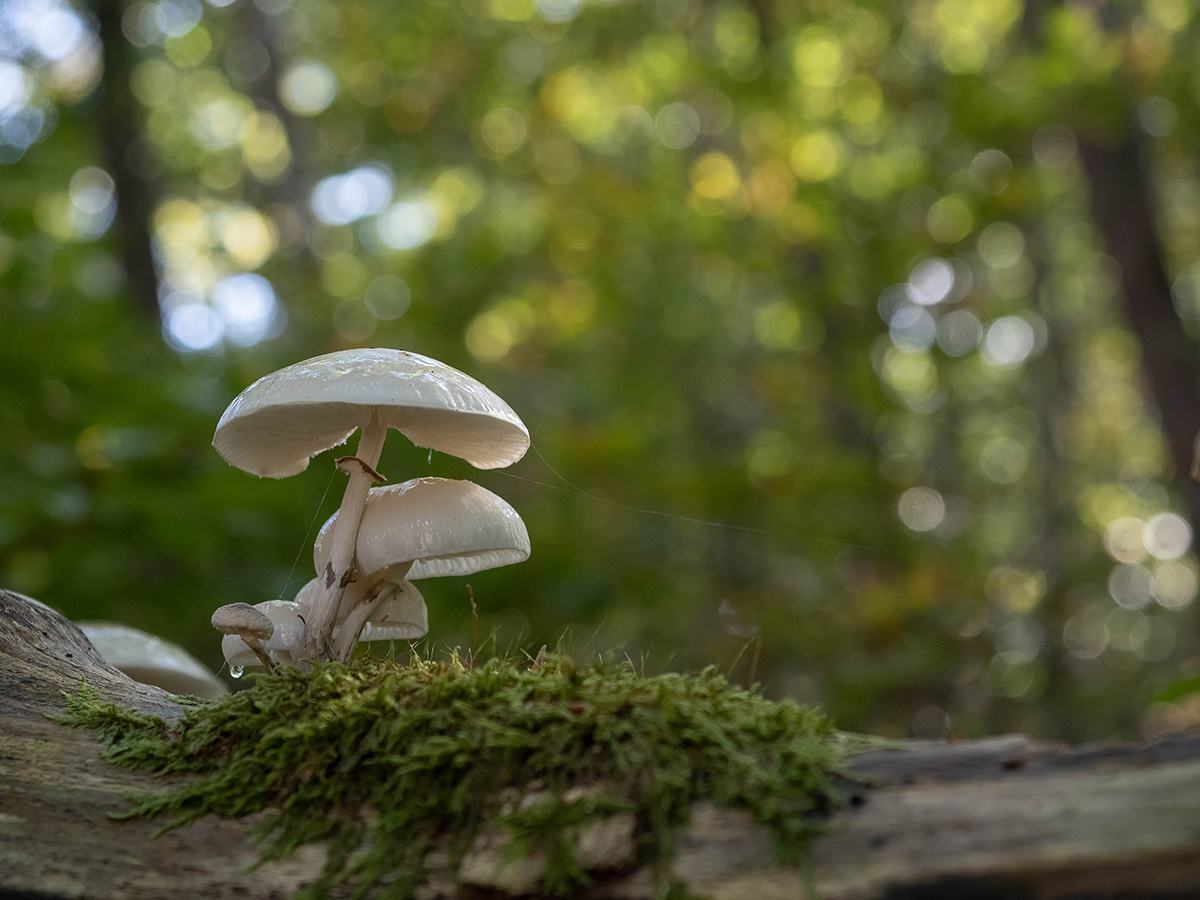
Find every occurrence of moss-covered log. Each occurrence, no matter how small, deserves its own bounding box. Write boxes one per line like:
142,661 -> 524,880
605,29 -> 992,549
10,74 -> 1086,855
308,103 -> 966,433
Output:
4,588 -> 1200,899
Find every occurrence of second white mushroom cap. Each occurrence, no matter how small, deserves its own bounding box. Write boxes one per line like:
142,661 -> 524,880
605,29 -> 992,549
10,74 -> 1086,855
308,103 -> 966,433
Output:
313,477 -> 530,579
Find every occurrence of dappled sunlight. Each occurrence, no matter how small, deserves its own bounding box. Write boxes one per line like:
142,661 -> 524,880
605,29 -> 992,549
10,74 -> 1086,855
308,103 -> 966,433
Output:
0,0 -> 1199,745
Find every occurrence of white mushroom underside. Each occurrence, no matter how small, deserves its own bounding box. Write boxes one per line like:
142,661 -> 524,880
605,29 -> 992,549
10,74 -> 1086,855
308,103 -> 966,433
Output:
212,349 -> 530,477
355,583 -> 429,641
313,477 -> 531,579
292,576 -> 430,645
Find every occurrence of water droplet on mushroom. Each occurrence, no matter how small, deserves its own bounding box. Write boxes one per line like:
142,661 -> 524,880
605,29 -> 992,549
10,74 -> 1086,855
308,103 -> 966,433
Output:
230,665 -> 244,679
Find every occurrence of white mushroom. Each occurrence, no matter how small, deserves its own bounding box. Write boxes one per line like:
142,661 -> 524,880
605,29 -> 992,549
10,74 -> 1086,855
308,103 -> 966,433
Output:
219,600 -> 306,671
78,621 -> 227,700
212,602 -> 276,670
312,477 -> 530,660
211,348 -> 529,664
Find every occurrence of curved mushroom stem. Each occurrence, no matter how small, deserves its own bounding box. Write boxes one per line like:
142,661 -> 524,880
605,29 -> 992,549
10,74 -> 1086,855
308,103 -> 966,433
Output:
331,561 -> 414,663
242,636 -> 277,671
330,583 -> 390,663
299,408 -> 387,666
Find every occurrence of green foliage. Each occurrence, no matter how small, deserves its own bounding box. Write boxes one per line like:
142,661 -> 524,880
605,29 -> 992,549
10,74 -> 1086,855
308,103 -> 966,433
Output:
3,0 -> 1200,744
57,654 -> 843,899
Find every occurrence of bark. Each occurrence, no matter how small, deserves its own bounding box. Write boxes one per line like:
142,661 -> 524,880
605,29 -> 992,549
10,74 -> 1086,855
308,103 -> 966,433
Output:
4,588 -> 1200,899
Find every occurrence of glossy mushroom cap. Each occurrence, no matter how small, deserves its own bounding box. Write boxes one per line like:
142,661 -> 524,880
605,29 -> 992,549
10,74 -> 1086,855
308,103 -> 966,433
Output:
78,621 -> 227,700
220,600 -> 305,668
212,348 -> 530,478
313,477 -> 530,579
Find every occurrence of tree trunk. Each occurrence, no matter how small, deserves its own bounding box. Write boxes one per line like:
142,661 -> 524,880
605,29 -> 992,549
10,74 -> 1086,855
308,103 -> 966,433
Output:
1077,134 -> 1200,537
94,0 -> 162,324
4,588 -> 1200,899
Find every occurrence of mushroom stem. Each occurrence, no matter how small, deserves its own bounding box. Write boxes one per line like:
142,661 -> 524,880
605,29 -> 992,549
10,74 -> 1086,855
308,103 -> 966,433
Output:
330,561 -> 416,662
299,408 -> 388,666
243,636 -> 277,671
330,581 -> 391,663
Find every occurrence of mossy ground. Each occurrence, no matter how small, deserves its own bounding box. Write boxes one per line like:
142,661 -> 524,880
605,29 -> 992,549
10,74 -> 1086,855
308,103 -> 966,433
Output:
57,652 -> 845,899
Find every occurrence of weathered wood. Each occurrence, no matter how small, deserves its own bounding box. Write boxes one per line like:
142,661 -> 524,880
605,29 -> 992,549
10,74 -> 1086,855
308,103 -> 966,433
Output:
3,588 -> 1200,899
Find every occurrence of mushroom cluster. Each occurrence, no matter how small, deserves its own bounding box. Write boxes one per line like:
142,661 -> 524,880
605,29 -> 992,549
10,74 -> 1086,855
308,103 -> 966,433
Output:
209,348 -> 530,670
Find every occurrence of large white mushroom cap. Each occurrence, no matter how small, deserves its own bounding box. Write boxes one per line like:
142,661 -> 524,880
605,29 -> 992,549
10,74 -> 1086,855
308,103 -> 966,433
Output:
313,477 -> 530,579
212,348 -> 529,478
220,600 -> 306,668
78,621 -> 227,700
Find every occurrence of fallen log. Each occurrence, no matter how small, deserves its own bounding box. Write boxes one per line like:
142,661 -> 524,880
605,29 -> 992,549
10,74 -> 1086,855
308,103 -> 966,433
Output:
2,588 -> 1199,899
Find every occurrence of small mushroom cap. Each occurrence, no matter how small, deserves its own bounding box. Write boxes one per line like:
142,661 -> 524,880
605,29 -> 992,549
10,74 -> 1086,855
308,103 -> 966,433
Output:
212,348 -> 529,478
294,575 -> 429,643
313,477 -> 530,580
78,621 -> 227,701
220,600 -> 305,668
211,602 -> 275,641
349,577 -> 429,642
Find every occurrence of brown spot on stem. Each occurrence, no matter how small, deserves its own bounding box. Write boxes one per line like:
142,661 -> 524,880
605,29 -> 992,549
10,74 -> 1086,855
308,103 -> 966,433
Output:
335,455 -> 385,483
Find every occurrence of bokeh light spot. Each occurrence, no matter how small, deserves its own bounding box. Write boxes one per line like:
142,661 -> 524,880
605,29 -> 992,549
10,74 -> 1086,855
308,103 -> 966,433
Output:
979,436 -> 1028,484
535,0 -> 581,23
898,486 -> 945,532
466,309 -> 516,362
1104,516 -> 1148,564
1153,560 -> 1199,610
908,258 -> 954,306
655,102 -> 699,149
210,273 -> 282,346
689,152 -> 740,200
1144,512 -> 1191,561
68,167 -> 116,239
937,309 -> 982,356
747,430 -> 796,479
311,165 -> 394,226
790,131 -> 839,181
926,195 -> 974,243
364,274 -> 412,320
220,207 -> 277,269
1138,96 -> 1177,138
889,305 -> 936,351
479,107 -> 527,155
377,193 -> 439,250
280,60 -> 338,116
0,60 -> 31,119
978,221 -> 1025,268
753,300 -> 800,352
982,315 -> 1035,367
499,37 -> 544,85
154,0 -> 202,38
1109,563 -> 1153,610
163,296 -> 223,352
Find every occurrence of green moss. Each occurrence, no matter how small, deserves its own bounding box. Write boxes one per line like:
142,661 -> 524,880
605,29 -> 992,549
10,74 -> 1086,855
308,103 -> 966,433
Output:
56,654 -> 844,899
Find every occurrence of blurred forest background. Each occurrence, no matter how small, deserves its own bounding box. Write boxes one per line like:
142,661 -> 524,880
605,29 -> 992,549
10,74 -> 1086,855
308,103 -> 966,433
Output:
2,0 -> 1199,742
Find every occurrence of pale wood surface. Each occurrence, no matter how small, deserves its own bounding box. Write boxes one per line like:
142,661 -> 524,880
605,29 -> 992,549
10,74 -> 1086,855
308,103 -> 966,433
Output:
3,588 -> 1200,899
